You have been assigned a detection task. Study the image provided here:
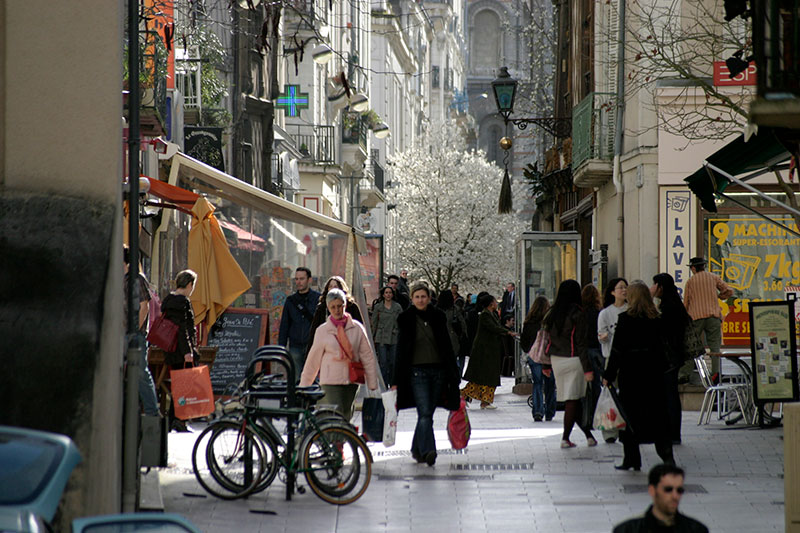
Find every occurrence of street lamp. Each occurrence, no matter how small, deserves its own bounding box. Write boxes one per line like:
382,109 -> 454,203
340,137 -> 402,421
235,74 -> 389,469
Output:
490,66 -> 573,213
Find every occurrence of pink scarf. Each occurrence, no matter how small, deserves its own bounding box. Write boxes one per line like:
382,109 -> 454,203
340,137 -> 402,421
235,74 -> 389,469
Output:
330,313 -> 354,361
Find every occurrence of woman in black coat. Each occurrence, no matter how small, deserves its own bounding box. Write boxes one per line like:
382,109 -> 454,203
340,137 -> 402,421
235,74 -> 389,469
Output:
392,281 -> 461,466
604,282 -> 675,470
462,294 -> 518,409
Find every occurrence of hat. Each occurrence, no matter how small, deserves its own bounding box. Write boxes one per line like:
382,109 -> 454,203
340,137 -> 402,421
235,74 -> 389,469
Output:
687,257 -> 707,267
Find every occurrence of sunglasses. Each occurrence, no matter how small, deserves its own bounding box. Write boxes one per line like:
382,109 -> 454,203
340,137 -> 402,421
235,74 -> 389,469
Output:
661,486 -> 685,494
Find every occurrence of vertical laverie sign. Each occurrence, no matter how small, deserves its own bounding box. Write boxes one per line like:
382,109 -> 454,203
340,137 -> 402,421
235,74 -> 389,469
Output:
660,187 -> 693,297
749,300 -> 798,414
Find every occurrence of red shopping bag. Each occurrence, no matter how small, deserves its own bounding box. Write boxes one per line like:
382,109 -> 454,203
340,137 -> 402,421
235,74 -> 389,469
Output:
447,398 -> 471,449
170,364 -> 215,420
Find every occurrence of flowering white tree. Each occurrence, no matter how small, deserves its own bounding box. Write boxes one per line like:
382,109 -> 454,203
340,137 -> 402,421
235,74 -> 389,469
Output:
389,122 -> 527,295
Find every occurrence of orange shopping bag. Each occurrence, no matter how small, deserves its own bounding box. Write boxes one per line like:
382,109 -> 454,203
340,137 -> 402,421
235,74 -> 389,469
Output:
170,364 -> 215,420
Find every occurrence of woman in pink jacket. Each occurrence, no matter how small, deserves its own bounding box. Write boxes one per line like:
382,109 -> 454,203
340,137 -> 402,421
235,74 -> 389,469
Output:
300,288 -> 379,421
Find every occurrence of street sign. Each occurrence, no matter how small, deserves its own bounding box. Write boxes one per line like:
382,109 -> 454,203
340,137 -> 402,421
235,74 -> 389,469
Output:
713,61 -> 757,86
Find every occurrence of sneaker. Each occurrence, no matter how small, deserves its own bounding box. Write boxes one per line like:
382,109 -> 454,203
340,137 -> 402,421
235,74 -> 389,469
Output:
480,403 -> 498,410
533,414 -> 543,422
586,437 -> 598,447
560,440 -> 576,449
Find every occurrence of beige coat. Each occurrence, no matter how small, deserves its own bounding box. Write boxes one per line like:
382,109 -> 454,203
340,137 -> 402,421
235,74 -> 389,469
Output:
300,316 -> 379,389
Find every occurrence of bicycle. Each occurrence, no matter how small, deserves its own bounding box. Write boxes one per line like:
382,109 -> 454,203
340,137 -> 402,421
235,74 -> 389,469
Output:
192,347 -> 372,505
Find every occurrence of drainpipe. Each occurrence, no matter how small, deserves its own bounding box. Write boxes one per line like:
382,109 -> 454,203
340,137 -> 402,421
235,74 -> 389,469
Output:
612,0 -> 626,277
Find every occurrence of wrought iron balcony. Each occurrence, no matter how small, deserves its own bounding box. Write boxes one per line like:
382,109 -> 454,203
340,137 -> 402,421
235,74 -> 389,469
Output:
342,112 -> 368,150
572,92 -> 616,187
284,124 -> 336,164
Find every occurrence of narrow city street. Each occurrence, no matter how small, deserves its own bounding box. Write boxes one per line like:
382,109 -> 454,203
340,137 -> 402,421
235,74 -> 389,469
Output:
159,378 -> 785,532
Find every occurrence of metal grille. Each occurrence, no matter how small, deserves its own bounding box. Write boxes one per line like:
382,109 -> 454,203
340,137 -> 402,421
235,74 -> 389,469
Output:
451,463 -> 534,471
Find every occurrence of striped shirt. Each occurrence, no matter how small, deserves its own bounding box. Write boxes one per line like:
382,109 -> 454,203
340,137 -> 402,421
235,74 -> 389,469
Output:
684,270 -> 733,320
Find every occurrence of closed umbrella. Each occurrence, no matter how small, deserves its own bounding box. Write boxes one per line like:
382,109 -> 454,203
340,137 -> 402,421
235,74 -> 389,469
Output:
188,197 -> 251,327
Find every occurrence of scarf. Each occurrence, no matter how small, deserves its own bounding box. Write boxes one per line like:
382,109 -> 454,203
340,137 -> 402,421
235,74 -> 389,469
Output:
331,313 -> 354,361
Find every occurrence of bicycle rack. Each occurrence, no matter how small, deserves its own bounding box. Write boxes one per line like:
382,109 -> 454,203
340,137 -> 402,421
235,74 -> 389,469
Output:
247,346 -> 297,501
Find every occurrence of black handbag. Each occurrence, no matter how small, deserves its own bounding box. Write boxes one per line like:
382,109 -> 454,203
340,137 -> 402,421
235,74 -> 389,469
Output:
361,397 -> 384,442
579,382 -> 595,430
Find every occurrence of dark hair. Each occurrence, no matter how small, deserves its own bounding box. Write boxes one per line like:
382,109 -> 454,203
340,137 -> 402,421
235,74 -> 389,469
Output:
175,269 -> 197,289
295,267 -> 312,279
123,245 -> 131,266
474,291 -> 490,310
544,279 -> 582,332
387,274 -> 400,283
437,289 -> 455,310
648,463 -> 685,487
603,277 -> 628,308
379,285 -> 396,301
501,313 -> 514,325
524,296 -> 550,325
478,293 -> 495,309
693,263 -> 706,272
581,284 -> 601,311
653,273 -> 691,327
409,280 -> 430,297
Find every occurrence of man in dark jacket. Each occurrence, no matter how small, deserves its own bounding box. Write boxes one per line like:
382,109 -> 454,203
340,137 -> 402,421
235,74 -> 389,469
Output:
614,464 -> 708,533
278,267 -> 321,378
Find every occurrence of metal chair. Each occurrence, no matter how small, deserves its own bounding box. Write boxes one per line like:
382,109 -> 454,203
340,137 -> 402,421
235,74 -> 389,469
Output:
695,356 -> 752,425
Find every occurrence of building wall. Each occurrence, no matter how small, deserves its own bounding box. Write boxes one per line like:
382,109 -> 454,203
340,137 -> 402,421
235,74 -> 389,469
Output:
1,0 -> 124,526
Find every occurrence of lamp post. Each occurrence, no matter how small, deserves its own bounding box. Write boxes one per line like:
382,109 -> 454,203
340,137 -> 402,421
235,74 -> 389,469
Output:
490,66 -> 572,214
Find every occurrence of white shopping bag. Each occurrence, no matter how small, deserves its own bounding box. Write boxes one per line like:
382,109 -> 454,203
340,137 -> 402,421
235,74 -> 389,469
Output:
593,386 -> 627,431
381,389 -> 398,447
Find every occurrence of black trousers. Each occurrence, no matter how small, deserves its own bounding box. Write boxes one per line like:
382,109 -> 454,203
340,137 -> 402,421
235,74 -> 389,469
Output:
621,430 -> 675,467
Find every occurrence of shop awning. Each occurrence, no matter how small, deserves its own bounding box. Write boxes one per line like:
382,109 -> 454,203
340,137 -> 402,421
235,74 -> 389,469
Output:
684,127 -> 791,212
218,219 -> 267,252
167,152 -> 352,236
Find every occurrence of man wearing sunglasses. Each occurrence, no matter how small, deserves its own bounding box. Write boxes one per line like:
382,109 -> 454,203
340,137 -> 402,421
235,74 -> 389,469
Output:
614,463 -> 708,532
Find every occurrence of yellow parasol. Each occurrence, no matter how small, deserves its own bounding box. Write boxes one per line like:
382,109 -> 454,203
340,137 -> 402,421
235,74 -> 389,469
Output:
188,197 -> 251,327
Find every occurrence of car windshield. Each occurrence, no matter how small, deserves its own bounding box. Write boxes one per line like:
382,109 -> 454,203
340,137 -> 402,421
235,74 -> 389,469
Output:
0,432 -> 63,505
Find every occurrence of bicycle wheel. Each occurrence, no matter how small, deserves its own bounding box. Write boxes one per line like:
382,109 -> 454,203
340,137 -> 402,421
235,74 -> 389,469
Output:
194,420 -> 264,500
301,425 -> 371,505
249,419 -> 283,493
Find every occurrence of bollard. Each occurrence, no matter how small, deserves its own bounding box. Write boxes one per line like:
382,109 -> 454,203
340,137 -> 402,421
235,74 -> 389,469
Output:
786,403 -> 800,532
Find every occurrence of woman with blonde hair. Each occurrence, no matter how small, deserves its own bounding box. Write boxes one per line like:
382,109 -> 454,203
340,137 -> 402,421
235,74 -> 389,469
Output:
603,282 -> 675,470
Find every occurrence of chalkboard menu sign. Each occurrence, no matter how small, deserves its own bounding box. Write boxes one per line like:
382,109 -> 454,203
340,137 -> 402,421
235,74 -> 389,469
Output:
207,308 -> 269,393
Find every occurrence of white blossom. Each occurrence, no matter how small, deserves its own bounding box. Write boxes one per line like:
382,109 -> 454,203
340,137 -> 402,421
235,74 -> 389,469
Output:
389,121 -> 527,295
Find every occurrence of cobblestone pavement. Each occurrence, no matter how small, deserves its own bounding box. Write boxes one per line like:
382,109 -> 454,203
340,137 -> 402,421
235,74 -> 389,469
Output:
159,377 -> 785,532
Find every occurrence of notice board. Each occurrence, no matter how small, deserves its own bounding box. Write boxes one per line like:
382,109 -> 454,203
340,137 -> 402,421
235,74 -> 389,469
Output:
749,300 -> 798,405
207,308 -> 268,393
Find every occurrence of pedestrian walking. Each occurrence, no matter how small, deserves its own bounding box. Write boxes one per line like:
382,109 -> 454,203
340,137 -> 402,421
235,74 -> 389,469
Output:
436,290 -> 467,377
597,277 -> 628,443
521,296 -> 556,421
123,246 -> 160,417
603,282 -> 675,471
652,273 -> 692,445
453,296 -> 470,376
500,282 -> 516,316
613,463 -> 708,532
306,275 -> 363,357
543,280 -> 596,448
684,257 -> 733,379
388,274 -> 410,309
462,294 -> 518,409
300,289 -> 379,421
392,281 -> 461,466
160,269 -> 200,432
371,285 -> 403,384
278,267 -> 321,376
581,283 -> 603,431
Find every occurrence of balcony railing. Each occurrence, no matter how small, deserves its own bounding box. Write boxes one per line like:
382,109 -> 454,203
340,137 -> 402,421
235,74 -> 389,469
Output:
342,112 -> 368,150
571,92 -> 616,170
284,124 -> 336,164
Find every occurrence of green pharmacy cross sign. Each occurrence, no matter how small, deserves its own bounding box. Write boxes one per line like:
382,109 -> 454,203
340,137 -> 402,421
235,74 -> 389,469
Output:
275,85 -> 310,117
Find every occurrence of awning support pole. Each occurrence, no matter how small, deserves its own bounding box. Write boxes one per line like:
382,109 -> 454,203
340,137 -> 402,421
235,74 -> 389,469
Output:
705,162 -> 800,218
715,191 -> 800,237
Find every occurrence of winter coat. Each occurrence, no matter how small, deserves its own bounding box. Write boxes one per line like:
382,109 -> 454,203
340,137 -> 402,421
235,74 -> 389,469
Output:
444,307 -> 467,355
463,309 -> 507,387
393,304 -> 461,411
278,289 -> 321,349
306,298 -> 363,355
604,312 -> 671,443
544,304 -> 591,372
160,292 -> 197,367
613,506 -> 708,533
299,315 -> 379,390
520,317 -> 543,353
371,300 -> 402,345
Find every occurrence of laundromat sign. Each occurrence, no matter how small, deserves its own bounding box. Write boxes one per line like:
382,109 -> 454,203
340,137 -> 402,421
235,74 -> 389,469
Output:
660,188 -> 693,297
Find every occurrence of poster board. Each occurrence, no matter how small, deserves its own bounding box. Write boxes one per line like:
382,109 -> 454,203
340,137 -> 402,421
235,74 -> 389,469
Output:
206,308 -> 269,393
749,300 -> 798,405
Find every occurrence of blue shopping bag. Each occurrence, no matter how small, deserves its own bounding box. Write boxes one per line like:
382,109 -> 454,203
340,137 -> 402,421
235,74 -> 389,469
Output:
362,397 -> 385,442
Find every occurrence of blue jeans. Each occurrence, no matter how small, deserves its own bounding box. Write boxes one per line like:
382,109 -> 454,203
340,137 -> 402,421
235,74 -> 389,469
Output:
140,343 -> 159,416
288,344 -> 307,382
376,343 -> 397,385
527,359 -> 556,419
410,366 -> 445,458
